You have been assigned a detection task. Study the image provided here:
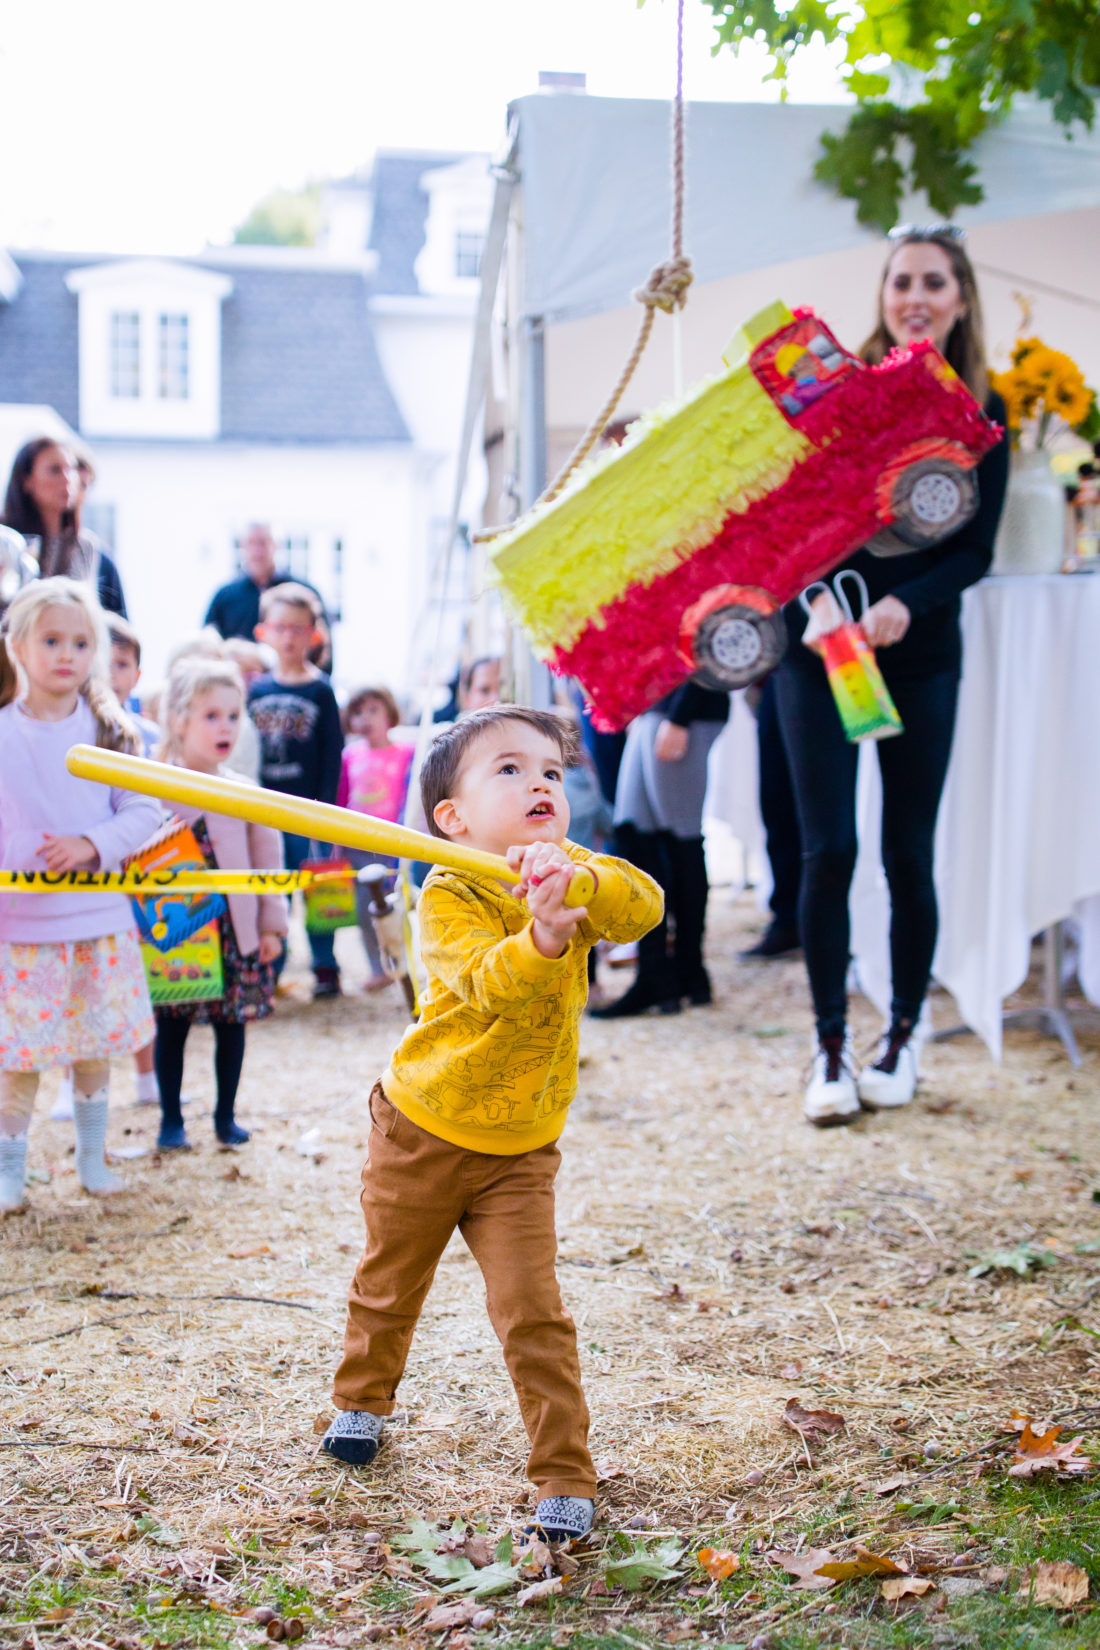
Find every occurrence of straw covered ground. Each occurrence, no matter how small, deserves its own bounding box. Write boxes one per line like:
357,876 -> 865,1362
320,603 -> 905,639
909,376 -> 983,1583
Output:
4,891 -> 1100,1649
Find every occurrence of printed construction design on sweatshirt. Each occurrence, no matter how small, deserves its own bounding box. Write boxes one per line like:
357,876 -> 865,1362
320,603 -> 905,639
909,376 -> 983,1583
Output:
382,844 -> 663,1154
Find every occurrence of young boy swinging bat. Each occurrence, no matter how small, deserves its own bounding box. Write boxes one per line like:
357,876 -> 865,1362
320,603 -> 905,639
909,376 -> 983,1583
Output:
320,706 -> 663,1543
64,716 -> 663,1538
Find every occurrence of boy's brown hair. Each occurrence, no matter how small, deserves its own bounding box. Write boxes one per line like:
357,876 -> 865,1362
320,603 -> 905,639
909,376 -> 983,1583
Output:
259,581 -> 321,624
107,614 -> 142,667
421,706 -> 578,839
343,684 -> 401,736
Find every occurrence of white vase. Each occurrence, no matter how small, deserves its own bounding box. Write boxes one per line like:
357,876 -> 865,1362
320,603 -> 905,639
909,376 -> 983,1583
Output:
992,449 -> 1066,574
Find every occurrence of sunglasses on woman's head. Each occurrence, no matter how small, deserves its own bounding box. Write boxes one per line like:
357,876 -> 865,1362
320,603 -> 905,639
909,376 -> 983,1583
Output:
888,223 -> 967,242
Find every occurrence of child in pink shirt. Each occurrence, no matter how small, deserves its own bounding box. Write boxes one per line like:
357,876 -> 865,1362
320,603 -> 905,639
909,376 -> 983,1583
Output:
337,687 -> 413,992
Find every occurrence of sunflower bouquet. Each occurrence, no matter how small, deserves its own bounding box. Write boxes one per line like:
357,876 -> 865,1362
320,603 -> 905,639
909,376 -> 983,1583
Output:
992,337 -> 1100,450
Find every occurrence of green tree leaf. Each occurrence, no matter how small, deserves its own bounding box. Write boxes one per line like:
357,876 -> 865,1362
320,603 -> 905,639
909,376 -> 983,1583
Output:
604,1537 -> 686,1591
233,183 -> 321,247
693,0 -> 1100,228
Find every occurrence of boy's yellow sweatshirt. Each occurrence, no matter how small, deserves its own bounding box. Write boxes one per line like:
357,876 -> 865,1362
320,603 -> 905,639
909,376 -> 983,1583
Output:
382,843 -> 663,1154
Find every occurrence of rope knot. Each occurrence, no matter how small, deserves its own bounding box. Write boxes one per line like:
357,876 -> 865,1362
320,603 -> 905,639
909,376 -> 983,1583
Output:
633,255 -> 693,315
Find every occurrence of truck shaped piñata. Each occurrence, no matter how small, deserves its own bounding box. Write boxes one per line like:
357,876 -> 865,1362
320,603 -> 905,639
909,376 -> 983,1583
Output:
489,301 -> 1001,729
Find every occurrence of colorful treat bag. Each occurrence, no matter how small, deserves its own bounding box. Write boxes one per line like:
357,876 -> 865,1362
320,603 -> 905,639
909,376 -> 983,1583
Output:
144,921 -> 224,1006
799,571 -> 903,744
300,859 -> 358,933
125,819 -> 226,1004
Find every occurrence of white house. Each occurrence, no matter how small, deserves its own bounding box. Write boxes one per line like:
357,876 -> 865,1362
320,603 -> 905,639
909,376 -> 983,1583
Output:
0,149 -> 493,698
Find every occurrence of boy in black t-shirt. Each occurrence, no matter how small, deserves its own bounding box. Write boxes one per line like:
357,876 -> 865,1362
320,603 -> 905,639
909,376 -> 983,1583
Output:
248,584 -> 345,998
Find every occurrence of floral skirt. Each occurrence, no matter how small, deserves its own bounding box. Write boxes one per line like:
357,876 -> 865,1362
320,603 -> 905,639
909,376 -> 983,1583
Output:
0,931 -> 154,1073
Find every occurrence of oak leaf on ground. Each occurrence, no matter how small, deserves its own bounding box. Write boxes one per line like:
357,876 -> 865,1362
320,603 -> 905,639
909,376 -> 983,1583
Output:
782,1397 -> 846,1439
516,1575 -> 566,1606
1019,1561 -> 1089,1607
422,1598 -> 494,1630
461,1534 -> 498,1568
1009,1423 -> 1091,1478
767,1547 -> 839,1590
697,1547 -> 740,1580
518,1536 -> 552,1575
816,1546 -> 907,1581
873,1473 -> 918,1495
881,1575 -> 935,1602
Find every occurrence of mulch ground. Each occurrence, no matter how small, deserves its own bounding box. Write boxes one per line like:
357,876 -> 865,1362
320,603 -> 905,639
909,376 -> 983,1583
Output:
3,889 -> 1100,1645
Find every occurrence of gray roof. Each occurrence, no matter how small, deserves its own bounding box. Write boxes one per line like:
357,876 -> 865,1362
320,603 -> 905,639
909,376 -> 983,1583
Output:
367,151 -> 468,295
0,257 -> 81,427
0,253 -> 409,445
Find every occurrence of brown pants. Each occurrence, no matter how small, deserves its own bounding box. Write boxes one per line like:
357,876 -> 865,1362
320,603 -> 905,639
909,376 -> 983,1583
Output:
332,1084 -> 596,1499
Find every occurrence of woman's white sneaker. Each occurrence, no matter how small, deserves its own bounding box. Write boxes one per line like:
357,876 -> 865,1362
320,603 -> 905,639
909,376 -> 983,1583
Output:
857,1027 -> 921,1110
803,1036 -> 860,1127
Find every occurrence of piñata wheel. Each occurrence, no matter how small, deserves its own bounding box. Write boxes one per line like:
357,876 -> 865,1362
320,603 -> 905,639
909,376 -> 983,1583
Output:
680,584 -> 787,691
868,439 -> 978,556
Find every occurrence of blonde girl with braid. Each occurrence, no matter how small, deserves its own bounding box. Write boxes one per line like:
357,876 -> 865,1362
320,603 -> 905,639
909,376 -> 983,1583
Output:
150,656 -> 287,1152
0,578 -> 160,1212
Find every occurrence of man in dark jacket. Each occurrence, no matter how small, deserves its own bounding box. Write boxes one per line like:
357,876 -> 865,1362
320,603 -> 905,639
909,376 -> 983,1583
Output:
204,523 -> 331,670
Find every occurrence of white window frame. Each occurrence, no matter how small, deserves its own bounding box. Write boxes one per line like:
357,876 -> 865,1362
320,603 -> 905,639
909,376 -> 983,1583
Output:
414,157 -> 493,297
109,310 -> 141,399
454,226 -> 484,281
67,260 -> 232,440
157,312 -> 190,401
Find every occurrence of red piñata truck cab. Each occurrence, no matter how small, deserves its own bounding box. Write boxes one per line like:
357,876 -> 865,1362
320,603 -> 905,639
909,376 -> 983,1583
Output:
490,301 -> 1000,730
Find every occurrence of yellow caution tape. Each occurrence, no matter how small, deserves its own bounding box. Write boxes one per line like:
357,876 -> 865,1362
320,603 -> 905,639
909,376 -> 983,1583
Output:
0,869 -> 349,895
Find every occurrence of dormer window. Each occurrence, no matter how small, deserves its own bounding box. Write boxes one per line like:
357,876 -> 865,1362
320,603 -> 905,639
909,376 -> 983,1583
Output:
414,156 -> 492,298
67,259 -> 231,439
158,313 -> 190,399
109,311 -> 141,398
454,228 -> 484,281
107,308 -> 192,403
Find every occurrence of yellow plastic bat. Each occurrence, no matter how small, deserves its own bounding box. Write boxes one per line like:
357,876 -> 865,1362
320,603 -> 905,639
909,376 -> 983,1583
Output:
63,746 -> 597,909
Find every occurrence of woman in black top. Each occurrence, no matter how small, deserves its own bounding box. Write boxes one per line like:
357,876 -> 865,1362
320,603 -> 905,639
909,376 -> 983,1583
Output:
775,229 -> 1008,1126
2,439 -> 127,616
591,679 -> 728,1018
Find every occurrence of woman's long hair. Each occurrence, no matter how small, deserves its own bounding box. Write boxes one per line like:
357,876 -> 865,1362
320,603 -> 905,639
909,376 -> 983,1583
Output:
860,231 -> 988,403
0,576 -> 138,753
1,438 -> 93,580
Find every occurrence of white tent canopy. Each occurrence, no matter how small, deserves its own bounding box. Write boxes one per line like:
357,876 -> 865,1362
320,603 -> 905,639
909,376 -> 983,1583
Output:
514,93 -> 1100,325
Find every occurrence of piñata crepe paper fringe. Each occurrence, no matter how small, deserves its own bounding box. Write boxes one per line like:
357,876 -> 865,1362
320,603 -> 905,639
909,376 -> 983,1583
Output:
550,350 -> 995,731
490,367 -> 809,654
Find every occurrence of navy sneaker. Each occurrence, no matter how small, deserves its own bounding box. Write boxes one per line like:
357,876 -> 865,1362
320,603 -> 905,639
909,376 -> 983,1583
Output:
321,1410 -> 384,1465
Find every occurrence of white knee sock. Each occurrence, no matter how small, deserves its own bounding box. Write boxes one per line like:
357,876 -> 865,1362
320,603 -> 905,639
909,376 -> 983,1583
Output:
50,1071 -> 75,1121
73,1087 -> 122,1195
135,1069 -> 160,1105
0,1134 -> 28,1212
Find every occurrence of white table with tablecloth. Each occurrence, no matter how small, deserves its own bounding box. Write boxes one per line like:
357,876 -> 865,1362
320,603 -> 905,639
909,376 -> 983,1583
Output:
706,574 -> 1100,1058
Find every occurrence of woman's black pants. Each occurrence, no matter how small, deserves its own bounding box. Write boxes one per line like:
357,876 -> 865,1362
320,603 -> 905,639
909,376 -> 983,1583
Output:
774,658 -> 960,1040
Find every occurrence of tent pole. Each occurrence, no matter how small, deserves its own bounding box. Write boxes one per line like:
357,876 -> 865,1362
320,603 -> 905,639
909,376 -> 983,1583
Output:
520,314 -> 547,507
518,313 -> 553,708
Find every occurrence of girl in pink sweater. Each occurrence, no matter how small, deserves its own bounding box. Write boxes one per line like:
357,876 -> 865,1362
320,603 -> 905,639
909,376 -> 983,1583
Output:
153,657 -> 287,1151
337,686 -> 413,992
0,578 -> 160,1213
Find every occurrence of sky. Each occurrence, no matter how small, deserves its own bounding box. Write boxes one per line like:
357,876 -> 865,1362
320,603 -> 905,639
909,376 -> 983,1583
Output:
0,0 -> 847,255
